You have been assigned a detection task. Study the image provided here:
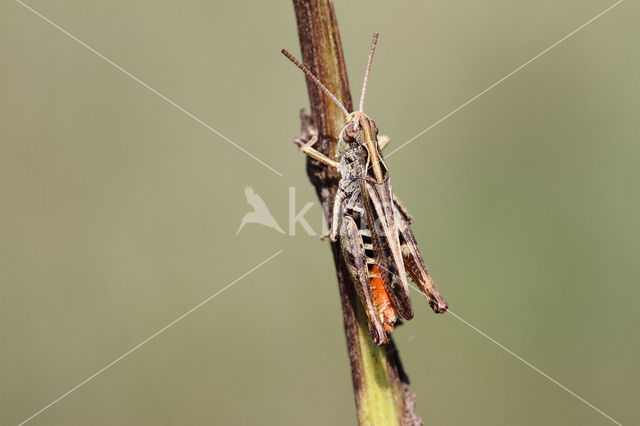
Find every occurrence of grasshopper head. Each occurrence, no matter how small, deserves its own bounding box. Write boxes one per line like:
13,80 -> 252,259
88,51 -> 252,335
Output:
337,33 -> 384,182
282,33 -> 382,180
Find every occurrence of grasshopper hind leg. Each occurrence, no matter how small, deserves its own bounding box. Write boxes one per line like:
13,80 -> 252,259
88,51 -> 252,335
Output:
340,215 -> 390,345
394,211 -> 448,313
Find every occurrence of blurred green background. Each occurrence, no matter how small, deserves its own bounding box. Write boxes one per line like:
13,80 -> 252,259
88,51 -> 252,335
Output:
1,1 -> 638,425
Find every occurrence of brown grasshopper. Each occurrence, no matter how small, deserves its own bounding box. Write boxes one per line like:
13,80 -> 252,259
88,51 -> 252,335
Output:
282,34 -> 448,345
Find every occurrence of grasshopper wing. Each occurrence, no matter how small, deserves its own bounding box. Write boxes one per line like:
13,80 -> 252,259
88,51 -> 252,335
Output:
394,204 -> 448,313
340,215 -> 389,345
362,180 -> 414,320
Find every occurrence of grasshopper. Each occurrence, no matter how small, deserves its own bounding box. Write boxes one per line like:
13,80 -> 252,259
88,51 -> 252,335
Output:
282,34 -> 447,345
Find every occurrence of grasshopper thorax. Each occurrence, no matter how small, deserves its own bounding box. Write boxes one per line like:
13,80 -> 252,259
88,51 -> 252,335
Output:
338,111 -> 387,183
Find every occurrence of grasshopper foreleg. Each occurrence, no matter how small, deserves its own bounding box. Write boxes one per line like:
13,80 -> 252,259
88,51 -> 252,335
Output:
296,134 -> 340,169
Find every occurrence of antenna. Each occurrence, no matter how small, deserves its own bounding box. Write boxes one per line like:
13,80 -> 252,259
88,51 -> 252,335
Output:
359,33 -> 379,112
281,49 -> 350,119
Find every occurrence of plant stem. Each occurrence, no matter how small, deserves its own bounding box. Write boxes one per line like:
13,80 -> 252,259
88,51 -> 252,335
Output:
291,1 -> 422,424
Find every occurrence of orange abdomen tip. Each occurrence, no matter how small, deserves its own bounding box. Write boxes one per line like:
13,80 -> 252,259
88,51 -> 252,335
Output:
370,265 -> 397,332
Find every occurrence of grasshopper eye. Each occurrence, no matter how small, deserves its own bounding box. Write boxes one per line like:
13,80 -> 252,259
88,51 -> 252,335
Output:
343,123 -> 359,142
